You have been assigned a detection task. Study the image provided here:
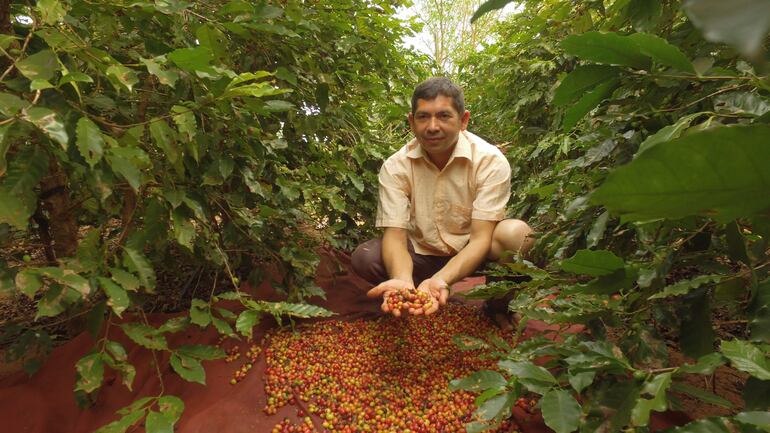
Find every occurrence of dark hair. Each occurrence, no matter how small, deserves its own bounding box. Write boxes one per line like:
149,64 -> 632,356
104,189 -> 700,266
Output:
411,77 -> 465,116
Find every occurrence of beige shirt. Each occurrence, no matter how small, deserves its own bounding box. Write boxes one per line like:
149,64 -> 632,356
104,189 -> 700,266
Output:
376,131 -> 511,256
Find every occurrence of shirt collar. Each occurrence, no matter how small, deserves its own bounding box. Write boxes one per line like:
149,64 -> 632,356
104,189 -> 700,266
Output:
405,131 -> 473,162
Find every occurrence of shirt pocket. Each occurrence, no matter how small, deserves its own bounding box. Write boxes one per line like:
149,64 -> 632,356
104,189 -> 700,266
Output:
444,203 -> 472,234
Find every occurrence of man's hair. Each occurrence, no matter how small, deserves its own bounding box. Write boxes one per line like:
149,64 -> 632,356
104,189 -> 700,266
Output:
411,77 -> 465,116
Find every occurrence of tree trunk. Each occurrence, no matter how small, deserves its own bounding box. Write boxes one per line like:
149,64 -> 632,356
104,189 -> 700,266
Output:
40,161 -> 79,258
0,0 -> 11,35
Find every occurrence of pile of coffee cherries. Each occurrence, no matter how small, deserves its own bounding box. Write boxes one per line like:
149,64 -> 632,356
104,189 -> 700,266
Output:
263,303 -> 520,432
385,287 -> 434,312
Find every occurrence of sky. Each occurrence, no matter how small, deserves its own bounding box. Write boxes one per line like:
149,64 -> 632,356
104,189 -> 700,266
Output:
396,1 -> 524,56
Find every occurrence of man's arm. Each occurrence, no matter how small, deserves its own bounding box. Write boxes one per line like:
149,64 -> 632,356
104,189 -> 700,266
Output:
435,219 -> 496,285
366,227 -> 415,316
414,219 -> 497,315
382,227 -> 414,284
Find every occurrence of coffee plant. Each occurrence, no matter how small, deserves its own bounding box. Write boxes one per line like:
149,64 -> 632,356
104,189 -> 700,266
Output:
450,0 -> 770,432
0,0 -> 428,430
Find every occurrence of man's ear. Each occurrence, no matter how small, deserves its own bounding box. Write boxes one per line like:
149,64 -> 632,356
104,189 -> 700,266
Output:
461,110 -> 470,130
407,112 -> 415,129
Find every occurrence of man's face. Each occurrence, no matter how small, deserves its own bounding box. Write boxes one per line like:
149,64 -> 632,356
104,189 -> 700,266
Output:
408,96 -> 470,159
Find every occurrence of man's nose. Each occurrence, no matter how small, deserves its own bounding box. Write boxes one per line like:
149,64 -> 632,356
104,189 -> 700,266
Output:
427,117 -> 440,131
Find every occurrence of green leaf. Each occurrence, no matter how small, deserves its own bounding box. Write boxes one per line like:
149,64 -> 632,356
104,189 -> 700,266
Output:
15,269 -> 43,298
145,411 -> 173,433
680,290 -> 716,358
670,382 -> 733,408
715,92 -> 770,117
86,301 -> 107,339
0,146 -> 48,229
679,353 -> 726,374
142,57 -> 179,88
110,268 -> 141,292
98,277 -> 129,317
176,344 -> 225,361
169,353 -> 205,385
0,34 -> 19,50
190,299 -> 211,327
587,210 -> 610,248
315,83 -> 329,112
591,125 -> 770,222
93,409 -> 145,433
561,31 -> 651,69
562,79 -> 620,131
0,125 -> 9,176
256,301 -> 334,319
59,71 -> 93,86
106,341 -> 128,362
720,340 -> 770,380
120,323 -> 168,350
561,249 -> 626,277
168,47 -> 213,73
498,360 -> 557,394
106,65 -> 139,92
683,0 -> 770,57
235,309 -> 261,339
449,370 -> 507,392
475,391 -> 514,422
106,150 -> 143,191
659,417 -> 730,433
553,65 -> 621,107
629,33 -> 694,73
37,267 -> 92,296
649,274 -> 723,299
23,107 -> 69,148
743,377 -> 770,410
211,316 -> 234,336
157,395 -> 184,423
122,248 -> 156,291
149,119 -> 182,175
636,113 -> 700,155
632,372 -> 672,426
172,209 -> 195,250
725,221 -> 751,265
36,0 -> 67,24
36,284 -> 77,318
626,0 -> 662,32
735,411 -> 770,430
750,280 -> 770,343
75,353 -> 105,393
15,50 -> 58,82
76,117 -> 105,167
541,389 -> 582,433
171,106 -> 196,143
0,92 -> 29,117
158,317 -> 189,333
195,24 -> 228,61
471,0 -> 515,23
568,370 -> 595,393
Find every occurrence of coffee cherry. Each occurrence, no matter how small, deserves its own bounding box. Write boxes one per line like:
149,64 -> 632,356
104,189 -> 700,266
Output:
385,287 -> 433,313
261,303 -> 521,432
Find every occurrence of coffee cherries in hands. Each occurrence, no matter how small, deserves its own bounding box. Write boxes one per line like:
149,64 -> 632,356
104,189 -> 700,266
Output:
386,287 -> 433,313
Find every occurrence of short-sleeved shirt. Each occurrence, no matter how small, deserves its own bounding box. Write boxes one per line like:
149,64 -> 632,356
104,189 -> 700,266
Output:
376,131 -> 511,256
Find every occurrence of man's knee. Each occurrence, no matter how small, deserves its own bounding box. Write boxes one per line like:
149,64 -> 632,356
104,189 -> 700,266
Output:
351,239 -> 386,285
489,219 -> 534,262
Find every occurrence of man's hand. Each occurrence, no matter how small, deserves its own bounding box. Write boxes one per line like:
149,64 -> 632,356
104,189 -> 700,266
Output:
367,278 -> 414,317
411,277 -> 449,315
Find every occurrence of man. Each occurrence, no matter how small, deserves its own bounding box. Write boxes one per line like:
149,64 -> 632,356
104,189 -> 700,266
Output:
351,77 -> 533,316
